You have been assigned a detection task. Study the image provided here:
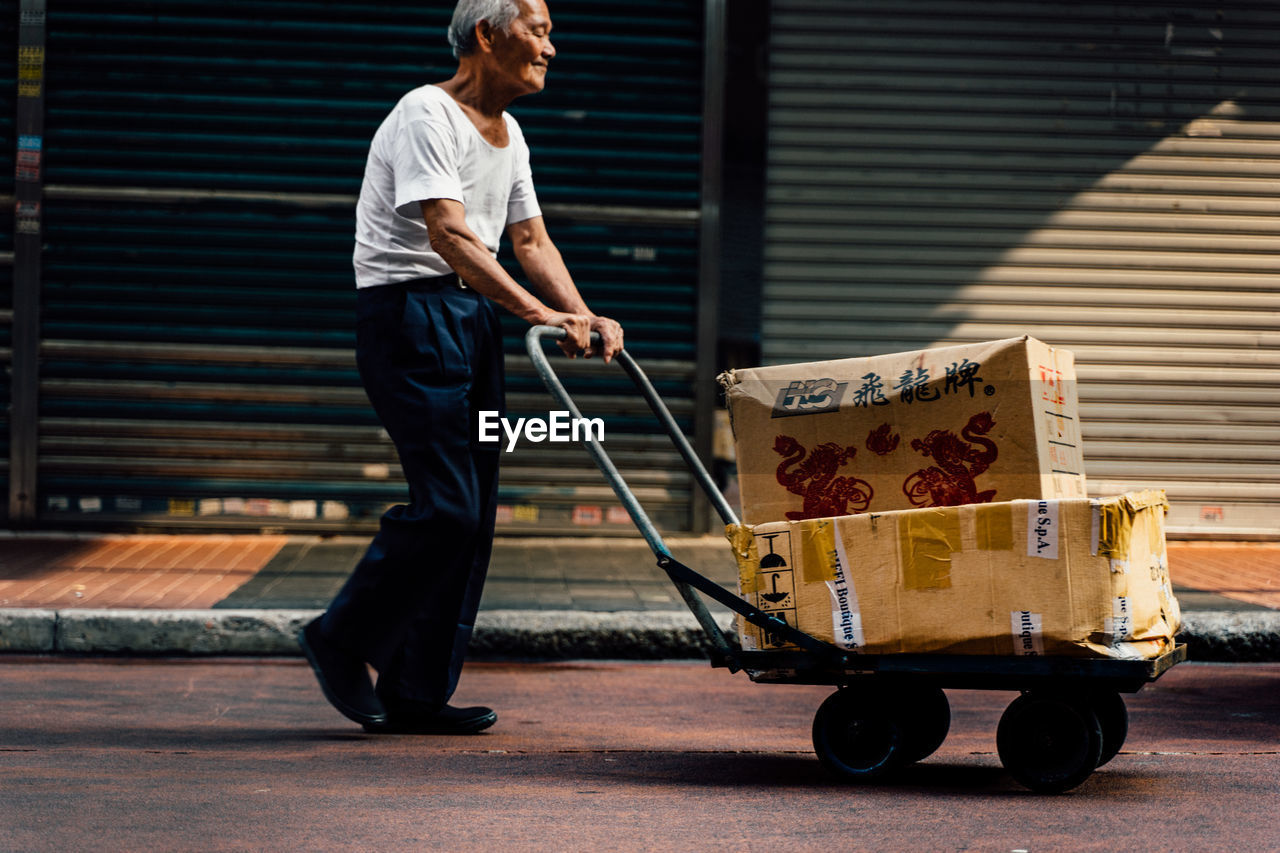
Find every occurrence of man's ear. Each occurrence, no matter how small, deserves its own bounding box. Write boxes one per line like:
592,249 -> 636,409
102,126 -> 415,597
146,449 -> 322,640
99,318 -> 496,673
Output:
474,19 -> 496,53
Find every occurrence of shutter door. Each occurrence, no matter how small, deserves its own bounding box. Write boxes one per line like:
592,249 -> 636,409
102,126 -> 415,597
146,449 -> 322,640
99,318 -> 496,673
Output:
0,0 -> 17,521
763,0 -> 1280,536
36,1 -> 705,533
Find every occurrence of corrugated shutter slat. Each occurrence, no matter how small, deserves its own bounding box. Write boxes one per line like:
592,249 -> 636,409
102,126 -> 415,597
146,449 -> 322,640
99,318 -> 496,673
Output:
35,1 -> 705,533
764,0 -> 1280,536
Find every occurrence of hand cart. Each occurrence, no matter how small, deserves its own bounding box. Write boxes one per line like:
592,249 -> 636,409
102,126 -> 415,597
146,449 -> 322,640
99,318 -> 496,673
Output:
527,326 -> 1186,794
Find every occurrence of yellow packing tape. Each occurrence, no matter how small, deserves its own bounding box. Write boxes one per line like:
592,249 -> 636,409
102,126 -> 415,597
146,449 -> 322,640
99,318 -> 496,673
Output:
1098,490 -> 1169,559
799,519 -> 839,584
975,502 -> 1014,551
725,524 -> 759,594
898,509 -> 960,590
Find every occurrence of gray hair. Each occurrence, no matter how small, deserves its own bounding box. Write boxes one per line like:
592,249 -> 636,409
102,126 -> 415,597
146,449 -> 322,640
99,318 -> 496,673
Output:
448,0 -> 522,58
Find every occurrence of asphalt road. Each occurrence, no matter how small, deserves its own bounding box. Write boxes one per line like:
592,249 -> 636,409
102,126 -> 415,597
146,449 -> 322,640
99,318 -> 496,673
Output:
1,658 -> 1277,852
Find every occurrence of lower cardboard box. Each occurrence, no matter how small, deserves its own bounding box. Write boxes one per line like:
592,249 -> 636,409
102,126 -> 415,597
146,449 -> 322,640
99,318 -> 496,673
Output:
726,490 -> 1181,660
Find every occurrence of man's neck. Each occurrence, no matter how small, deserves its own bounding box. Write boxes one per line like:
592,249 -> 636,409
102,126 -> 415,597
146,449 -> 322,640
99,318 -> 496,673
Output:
438,65 -> 516,118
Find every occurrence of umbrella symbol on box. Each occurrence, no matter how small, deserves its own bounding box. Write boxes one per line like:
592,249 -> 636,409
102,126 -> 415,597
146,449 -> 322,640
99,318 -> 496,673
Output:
759,533 -> 787,569
762,572 -> 790,605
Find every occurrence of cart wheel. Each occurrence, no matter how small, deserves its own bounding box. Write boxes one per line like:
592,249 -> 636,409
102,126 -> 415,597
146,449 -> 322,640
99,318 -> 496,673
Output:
812,688 -> 903,781
996,691 -> 1103,793
894,685 -> 951,765
1086,691 -> 1128,768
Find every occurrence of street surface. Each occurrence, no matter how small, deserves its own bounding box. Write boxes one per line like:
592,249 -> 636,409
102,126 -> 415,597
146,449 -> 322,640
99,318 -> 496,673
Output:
1,659 -> 1277,851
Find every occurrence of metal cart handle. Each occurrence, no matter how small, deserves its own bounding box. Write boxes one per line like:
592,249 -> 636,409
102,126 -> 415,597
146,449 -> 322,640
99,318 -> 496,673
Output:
526,325 -> 851,671
525,325 -> 738,552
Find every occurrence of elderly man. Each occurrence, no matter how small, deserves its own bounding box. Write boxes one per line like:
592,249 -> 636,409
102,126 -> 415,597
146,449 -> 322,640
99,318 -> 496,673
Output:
299,0 -> 623,734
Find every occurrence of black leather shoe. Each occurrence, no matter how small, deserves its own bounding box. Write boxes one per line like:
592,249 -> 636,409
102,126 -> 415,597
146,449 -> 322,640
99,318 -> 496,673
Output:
364,703 -> 497,735
297,617 -> 387,728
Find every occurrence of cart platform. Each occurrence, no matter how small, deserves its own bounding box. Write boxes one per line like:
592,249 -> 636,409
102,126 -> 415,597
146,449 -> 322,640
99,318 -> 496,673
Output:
526,326 -> 1187,793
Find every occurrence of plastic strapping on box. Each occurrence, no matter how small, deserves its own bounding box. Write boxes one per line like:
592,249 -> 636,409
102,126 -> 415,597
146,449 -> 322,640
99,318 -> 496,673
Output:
826,527 -> 864,650
898,510 -> 960,590
975,502 -> 1013,551
1090,500 -> 1101,556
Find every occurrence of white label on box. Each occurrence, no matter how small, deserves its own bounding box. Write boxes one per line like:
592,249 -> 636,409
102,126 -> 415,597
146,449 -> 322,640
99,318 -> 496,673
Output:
1105,596 -> 1133,642
1109,643 -> 1143,660
1027,500 -> 1060,559
826,528 -> 865,650
1011,611 -> 1044,656
1110,558 -> 1129,574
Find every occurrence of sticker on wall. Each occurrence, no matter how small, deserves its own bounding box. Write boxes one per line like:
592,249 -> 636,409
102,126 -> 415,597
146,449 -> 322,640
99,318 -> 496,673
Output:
17,45 -> 44,97
168,499 -> 196,517
572,505 -> 603,526
16,135 -> 41,182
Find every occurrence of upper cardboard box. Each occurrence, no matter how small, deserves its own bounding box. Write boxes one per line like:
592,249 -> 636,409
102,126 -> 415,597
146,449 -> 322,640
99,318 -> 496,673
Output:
719,336 -> 1087,525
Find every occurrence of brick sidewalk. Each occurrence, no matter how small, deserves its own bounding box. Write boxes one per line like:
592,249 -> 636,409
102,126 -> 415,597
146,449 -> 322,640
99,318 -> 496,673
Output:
1166,543 -> 1280,611
0,536 -> 289,610
0,535 -> 739,612
0,534 -> 1276,612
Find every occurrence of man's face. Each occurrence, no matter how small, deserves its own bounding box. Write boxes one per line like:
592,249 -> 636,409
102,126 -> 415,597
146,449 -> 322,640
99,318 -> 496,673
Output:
490,0 -> 556,95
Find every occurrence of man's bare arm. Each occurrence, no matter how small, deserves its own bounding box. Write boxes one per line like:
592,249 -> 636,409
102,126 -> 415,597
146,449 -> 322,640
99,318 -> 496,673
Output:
507,215 -> 623,362
421,199 -> 591,352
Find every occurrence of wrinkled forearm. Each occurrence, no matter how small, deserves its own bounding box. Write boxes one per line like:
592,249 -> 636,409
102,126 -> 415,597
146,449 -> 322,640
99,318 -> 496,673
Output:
424,204 -> 552,325
516,242 -> 591,316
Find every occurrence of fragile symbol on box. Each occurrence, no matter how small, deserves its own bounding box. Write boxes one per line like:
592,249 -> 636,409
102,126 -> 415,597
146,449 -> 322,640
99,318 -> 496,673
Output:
758,569 -> 795,611
754,531 -> 798,647
762,610 -> 797,649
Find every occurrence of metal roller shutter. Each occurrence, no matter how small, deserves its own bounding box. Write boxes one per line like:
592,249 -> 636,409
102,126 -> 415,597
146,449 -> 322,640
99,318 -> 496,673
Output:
0,0 -> 19,521
31,1 -> 707,533
763,0 -> 1280,536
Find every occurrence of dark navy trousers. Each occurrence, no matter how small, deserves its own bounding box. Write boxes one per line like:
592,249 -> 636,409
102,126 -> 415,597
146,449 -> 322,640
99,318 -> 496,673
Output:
320,275 -> 504,706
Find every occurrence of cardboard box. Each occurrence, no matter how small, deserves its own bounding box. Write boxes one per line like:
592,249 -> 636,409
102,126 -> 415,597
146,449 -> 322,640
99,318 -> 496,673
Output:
719,337 -> 1086,525
727,491 -> 1181,661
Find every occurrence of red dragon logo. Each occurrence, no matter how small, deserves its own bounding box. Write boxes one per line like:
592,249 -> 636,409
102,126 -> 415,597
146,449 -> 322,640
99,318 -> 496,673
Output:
902,412 -> 999,507
774,435 -> 873,521
865,423 -> 900,456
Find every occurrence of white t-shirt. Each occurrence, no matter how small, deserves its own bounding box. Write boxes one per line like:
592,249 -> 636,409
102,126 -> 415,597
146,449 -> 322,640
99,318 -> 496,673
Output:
353,84 -> 542,289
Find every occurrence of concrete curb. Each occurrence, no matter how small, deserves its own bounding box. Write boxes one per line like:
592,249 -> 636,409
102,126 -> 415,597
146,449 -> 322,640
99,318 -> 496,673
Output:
0,609 -> 736,659
1,608 -> 1278,662
1177,611 -> 1280,662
